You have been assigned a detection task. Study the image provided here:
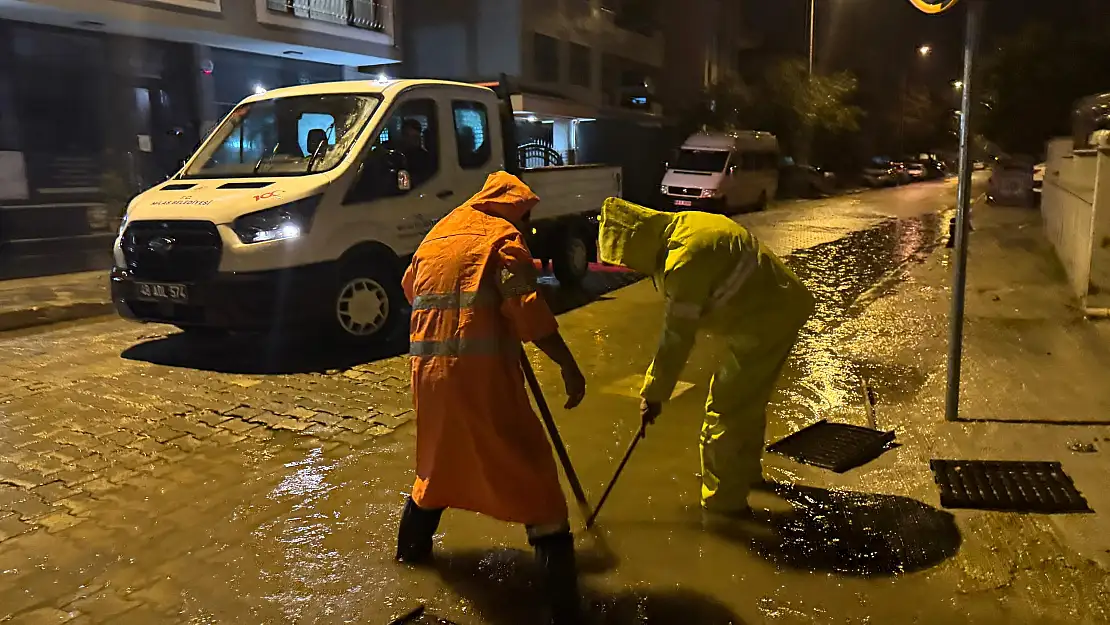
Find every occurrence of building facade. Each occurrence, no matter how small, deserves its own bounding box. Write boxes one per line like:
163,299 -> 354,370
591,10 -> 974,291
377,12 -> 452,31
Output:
658,0 -> 751,117
0,0 -> 399,278
390,0 -> 667,203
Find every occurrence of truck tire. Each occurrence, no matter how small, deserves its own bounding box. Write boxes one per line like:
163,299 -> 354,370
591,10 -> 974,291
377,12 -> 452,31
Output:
553,228 -> 592,287
330,257 -> 405,346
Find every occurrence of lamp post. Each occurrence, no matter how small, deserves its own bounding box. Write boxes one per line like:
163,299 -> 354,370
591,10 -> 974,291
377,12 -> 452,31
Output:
808,0 -> 816,74
898,43 -> 933,157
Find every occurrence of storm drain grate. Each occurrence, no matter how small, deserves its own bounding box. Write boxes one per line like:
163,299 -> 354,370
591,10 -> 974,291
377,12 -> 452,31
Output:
766,419 -> 896,473
930,460 -> 1092,513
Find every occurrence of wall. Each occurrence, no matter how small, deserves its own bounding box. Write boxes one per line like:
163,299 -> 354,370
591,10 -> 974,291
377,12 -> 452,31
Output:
398,0 -> 521,80
1041,137 -> 1098,303
1087,151 -> 1110,309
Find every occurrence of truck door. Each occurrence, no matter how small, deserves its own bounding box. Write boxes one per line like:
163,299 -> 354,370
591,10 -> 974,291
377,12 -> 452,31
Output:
342,90 -> 461,249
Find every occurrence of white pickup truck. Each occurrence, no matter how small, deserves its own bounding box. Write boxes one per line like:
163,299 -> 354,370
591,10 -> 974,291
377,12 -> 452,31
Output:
110,79 -> 620,344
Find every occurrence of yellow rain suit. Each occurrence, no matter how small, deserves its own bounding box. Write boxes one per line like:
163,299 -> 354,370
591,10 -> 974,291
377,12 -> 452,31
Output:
597,198 -> 814,514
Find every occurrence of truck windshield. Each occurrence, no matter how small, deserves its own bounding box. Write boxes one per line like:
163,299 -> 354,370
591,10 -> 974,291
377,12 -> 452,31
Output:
182,94 -> 380,178
672,149 -> 730,173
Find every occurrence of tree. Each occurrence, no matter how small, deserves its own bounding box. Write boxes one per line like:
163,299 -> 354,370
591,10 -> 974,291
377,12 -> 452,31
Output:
679,59 -> 863,164
980,22 -> 1110,157
751,59 -> 863,163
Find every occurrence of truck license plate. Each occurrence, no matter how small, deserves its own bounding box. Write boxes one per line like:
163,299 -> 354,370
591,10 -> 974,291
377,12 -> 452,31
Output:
675,200 -> 693,207
136,282 -> 189,304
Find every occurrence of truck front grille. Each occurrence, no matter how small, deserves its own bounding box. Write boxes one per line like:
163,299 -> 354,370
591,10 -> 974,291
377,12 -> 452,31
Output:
668,186 -> 702,197
122,220 -> 222,282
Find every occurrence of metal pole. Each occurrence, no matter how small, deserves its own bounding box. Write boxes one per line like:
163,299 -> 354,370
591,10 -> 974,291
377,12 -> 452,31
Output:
808,0 -> 816,75
944,0 -> 984,422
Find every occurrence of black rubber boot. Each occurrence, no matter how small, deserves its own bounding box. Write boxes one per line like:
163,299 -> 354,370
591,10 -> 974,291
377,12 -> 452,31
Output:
530,531 -> 584,625
395,497 -> 444,564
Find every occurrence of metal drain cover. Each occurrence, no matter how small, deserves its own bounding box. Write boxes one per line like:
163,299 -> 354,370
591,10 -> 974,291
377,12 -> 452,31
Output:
930,460 -> 1092,513
766,420 -> 896,473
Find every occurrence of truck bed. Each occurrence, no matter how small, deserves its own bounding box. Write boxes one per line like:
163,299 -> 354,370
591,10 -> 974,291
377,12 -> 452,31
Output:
522,164 -> 621,221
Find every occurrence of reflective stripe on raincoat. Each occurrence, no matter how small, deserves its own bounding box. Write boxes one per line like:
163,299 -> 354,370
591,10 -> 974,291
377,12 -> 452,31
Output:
403,172 -> 568,526
596,197 -> 810,403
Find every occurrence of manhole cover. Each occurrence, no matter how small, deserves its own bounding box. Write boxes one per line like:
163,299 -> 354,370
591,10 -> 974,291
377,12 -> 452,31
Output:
766,420 -> 896,473
929,460 -> 1092,513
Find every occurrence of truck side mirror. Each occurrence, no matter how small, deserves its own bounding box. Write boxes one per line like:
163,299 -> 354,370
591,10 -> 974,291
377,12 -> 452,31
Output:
347,148 -> 411,203
728,164 -> 737,175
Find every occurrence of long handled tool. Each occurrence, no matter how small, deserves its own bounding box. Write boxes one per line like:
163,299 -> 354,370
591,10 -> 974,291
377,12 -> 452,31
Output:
519,351 -> 591,518
585,424 -> 646,529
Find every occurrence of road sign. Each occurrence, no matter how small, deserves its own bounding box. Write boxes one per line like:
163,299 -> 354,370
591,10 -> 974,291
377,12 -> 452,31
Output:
909,0 -> 960,13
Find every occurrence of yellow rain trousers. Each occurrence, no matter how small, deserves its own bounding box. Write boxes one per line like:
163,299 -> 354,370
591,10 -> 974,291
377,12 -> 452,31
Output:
597,198 -> 815,514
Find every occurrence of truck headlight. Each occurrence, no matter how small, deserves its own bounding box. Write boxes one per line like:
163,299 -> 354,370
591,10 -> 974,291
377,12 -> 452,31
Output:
232,195 -> 322,244
660,184 -> 669,195
700,188 -> 719,199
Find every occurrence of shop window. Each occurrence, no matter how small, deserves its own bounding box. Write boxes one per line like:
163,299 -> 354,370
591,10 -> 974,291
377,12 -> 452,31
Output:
533,34 -> 560,83
452,101 -> 491,170
569,43 -> 591,88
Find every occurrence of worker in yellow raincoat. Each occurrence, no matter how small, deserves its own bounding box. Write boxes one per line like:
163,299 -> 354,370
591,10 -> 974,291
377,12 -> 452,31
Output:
597,198 -> 814,519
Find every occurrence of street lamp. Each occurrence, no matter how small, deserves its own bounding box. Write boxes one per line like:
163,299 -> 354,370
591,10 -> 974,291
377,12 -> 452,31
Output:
899,44 -> 933,156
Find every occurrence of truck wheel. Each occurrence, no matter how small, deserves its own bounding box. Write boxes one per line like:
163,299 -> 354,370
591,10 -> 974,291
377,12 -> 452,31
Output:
553,229 -> 591,287
331,259 -> 404,346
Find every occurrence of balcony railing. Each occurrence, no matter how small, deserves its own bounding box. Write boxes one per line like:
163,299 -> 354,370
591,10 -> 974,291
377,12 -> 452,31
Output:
266,0 -> 388,33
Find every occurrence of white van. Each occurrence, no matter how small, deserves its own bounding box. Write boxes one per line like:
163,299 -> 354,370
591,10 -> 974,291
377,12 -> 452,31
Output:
110,79 -> 620,345
660,131 -> 779,214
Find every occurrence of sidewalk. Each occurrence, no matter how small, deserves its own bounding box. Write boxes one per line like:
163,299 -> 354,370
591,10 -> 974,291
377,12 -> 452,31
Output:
0,271 -> 111,332
803,200 -> 1110,618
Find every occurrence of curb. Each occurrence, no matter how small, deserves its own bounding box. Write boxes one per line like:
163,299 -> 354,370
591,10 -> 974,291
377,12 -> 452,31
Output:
0,301 -> 115,333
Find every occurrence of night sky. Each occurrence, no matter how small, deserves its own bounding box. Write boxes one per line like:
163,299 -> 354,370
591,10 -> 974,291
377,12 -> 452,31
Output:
741,0 -> 1104,91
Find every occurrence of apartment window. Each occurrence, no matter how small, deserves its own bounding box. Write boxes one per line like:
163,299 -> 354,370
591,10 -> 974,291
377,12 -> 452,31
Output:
569,43 -> 591,88
452,101 -> 491,170
533,33 -> 560,84
266,0 -> 387,33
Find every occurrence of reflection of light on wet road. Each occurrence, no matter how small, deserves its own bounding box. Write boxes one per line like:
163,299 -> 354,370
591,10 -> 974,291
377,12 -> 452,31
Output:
257,447 -> 346,621
773,214 -> 941,434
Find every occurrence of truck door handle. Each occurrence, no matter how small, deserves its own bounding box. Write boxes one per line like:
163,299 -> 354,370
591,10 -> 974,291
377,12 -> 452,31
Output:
436,190 -> 455,199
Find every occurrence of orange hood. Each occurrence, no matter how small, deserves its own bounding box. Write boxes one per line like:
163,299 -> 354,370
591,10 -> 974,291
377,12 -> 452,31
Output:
463,171 -> 540,222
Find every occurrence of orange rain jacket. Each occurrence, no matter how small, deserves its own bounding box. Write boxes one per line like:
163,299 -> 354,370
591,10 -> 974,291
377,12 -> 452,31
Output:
402,172 -> 569,526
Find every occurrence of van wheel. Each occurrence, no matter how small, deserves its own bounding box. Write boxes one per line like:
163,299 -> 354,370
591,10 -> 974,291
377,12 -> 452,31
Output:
330,258 -> 404,345
755,191 -> 769,212
553,229 -> 591,287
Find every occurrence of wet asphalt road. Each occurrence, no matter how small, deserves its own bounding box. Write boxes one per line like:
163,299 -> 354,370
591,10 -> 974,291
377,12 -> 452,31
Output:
3,178 -> 1087,625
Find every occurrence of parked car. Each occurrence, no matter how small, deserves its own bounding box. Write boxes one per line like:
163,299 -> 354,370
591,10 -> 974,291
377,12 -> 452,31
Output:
906,163 -> 928,182
779,164 -> 837,198
862,161 -> 897,187
889,162 -> 912,185
1033,162 -> 1045,195
987,156 -> 1036,206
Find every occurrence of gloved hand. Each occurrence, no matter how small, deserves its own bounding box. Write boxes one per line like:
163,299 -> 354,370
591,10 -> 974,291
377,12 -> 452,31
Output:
640,398 -> 662,434
561,365 -> 586,409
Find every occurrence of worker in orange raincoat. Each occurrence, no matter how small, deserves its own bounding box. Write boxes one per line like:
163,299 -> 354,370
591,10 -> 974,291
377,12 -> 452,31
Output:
396,172 -> 588,625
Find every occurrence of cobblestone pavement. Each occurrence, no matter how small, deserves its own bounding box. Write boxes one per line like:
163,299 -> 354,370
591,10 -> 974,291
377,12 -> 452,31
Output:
4,179 -> 1108,625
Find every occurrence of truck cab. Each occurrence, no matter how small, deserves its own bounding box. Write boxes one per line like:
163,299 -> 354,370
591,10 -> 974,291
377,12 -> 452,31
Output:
111,79 -> 619,345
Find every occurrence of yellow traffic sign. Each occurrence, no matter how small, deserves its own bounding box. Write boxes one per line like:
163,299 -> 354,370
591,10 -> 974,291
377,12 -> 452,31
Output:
909,0 -> 960,13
